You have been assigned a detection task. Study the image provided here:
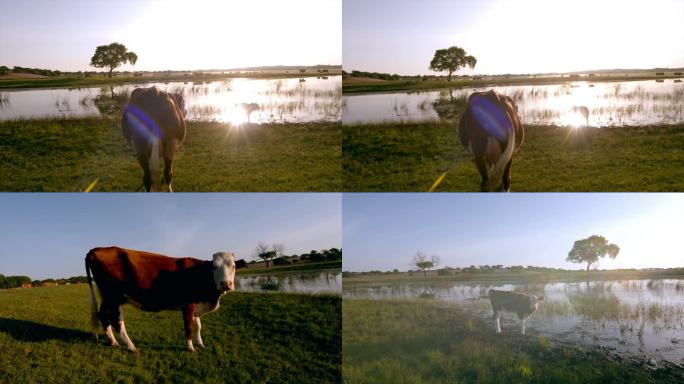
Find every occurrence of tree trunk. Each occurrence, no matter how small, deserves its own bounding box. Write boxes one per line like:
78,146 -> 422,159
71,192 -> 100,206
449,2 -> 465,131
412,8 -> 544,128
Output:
266,260 -> 270,268
586,262 -> 592,271
447,71 -> 452,82
108,67 -> 113,78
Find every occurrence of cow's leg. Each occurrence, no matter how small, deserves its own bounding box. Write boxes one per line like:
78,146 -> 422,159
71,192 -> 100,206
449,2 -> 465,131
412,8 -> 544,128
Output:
163,157 -> 174,193
521,315 -> 529,335
136,152 -> 152,192
98,299 -> 119,347
183,303 -> 197,352
192,316 -> 205,348
163,139 -> 179,193
474,156 -> 489,192
494,311 -> 502,333
114,306 -> 138,353
502,159 -> 513,192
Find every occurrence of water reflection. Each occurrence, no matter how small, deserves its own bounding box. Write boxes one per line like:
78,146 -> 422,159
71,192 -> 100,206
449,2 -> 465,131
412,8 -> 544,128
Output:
343,279 -> 684,362
342,79 -> 684,127
0,76 -> 342,124
237,270 -> 341,294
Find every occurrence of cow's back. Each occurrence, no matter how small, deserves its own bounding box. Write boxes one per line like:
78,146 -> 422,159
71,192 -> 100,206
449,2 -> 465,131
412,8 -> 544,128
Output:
122,87 -> 186,147
489,289 -> 528,313
459,90 -> 524,152
86,246 -> 208,310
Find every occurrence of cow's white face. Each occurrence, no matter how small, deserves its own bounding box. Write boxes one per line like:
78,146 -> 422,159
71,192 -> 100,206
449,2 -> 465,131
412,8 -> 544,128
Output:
212,252 -> 236,293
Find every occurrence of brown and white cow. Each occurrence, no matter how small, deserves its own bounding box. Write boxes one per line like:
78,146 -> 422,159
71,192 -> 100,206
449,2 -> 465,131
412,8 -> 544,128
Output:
458,90 -> 524,191
122,87 -> 186,192
85,246 -> 237,352
489,289 -> 544,335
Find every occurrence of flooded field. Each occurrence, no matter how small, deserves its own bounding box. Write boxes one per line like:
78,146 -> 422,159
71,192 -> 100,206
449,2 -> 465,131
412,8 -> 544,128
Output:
343,79 -> 684,126
343,279 -> 684,363
237,269 -> 341,294
0,76 -> 341,124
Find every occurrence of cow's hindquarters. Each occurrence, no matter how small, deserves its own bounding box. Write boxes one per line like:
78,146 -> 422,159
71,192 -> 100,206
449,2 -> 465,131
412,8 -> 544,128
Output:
487,125 -> 515,192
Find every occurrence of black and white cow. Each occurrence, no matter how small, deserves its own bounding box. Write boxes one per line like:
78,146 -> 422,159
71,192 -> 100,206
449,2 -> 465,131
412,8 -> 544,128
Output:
489,289 -> 544,335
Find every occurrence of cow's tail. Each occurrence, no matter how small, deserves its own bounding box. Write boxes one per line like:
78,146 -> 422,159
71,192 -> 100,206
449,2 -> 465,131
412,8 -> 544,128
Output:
85,257 -> 99,341
149,136 -> 161,191
488,124 -> 515,191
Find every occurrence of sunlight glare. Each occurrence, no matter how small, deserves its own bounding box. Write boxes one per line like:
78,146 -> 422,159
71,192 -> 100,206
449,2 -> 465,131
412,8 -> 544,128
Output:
118,0 -> 341,71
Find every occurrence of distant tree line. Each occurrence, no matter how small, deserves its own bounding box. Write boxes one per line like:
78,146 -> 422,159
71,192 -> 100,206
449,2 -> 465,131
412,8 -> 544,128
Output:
251,246 -> 342,267
348,70 -> 403,81
0,274 -> 31,289
0,274 -> 89,289
343,264 -> 604,277
2,66 -> 64,76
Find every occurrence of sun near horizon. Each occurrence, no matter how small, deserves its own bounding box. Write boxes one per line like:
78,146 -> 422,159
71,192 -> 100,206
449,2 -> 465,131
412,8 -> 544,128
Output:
0,0 -> 342,72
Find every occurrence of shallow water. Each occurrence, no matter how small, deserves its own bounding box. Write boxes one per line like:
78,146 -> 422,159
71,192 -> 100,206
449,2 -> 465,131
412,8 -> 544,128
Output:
0,76 -> 341,124
343,279 -> 684,363
342,79 -> 684,127
237,270 -> 341,294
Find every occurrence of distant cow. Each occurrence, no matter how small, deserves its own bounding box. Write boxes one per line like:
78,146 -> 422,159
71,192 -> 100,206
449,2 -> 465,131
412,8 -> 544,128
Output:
459,90 -> 524,191
571,106 -> 589,126
122,87 -> 186,192
489,289 -> 544,335
85,246 -> 239,352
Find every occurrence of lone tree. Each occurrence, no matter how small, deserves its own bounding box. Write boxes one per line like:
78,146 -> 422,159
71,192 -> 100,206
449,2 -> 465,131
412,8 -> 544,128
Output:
255,242 -> 285,268
429,46 -> 477,82
566,235 -> 620,271
412,251 -> 440,280
90,42 -> 138,77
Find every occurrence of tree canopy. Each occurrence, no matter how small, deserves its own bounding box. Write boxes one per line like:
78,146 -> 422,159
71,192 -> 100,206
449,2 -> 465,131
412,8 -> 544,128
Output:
412,251 -> 440,279
90,42 -> 138,77
566,235 -> 620,271
429,46 -> 477,81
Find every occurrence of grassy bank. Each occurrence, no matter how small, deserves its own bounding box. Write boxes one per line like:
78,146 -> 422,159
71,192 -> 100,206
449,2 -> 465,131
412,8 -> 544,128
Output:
237,260 -> 342,275
343,122 -> 684,191
342,74 -> 683,94
343,268 -> 684,285
0,284 -> 341,384
0,118 -> 341,191
0,72 -> 343,90
343,299 -> 682,383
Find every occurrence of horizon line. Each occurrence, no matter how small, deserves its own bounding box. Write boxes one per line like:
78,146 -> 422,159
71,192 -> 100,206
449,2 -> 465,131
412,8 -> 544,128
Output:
342,66 -> 684,77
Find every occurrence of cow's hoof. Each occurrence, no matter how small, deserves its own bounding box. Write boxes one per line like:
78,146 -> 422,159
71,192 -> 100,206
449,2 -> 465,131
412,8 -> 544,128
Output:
188,347 -> 197,353
110,342 -> 120,347
128,348 -> 139,354
197,343 -> 206,349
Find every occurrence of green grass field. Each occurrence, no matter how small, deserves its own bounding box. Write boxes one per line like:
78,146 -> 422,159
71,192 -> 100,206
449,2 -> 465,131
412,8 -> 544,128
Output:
343,299 -> 683,384
0,118 -> 341,191
0,284 -> 341,383
342,122 -> 684,191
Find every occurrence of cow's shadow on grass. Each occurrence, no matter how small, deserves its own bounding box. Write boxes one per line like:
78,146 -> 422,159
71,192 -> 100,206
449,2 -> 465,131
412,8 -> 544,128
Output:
0,317 -> 91,342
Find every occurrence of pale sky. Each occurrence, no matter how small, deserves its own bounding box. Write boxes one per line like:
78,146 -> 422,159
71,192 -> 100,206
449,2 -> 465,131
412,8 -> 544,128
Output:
0,0 -> 342,72
0,194 -> 341,280
343,193 -> 684,272
344,0 -> 684,75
